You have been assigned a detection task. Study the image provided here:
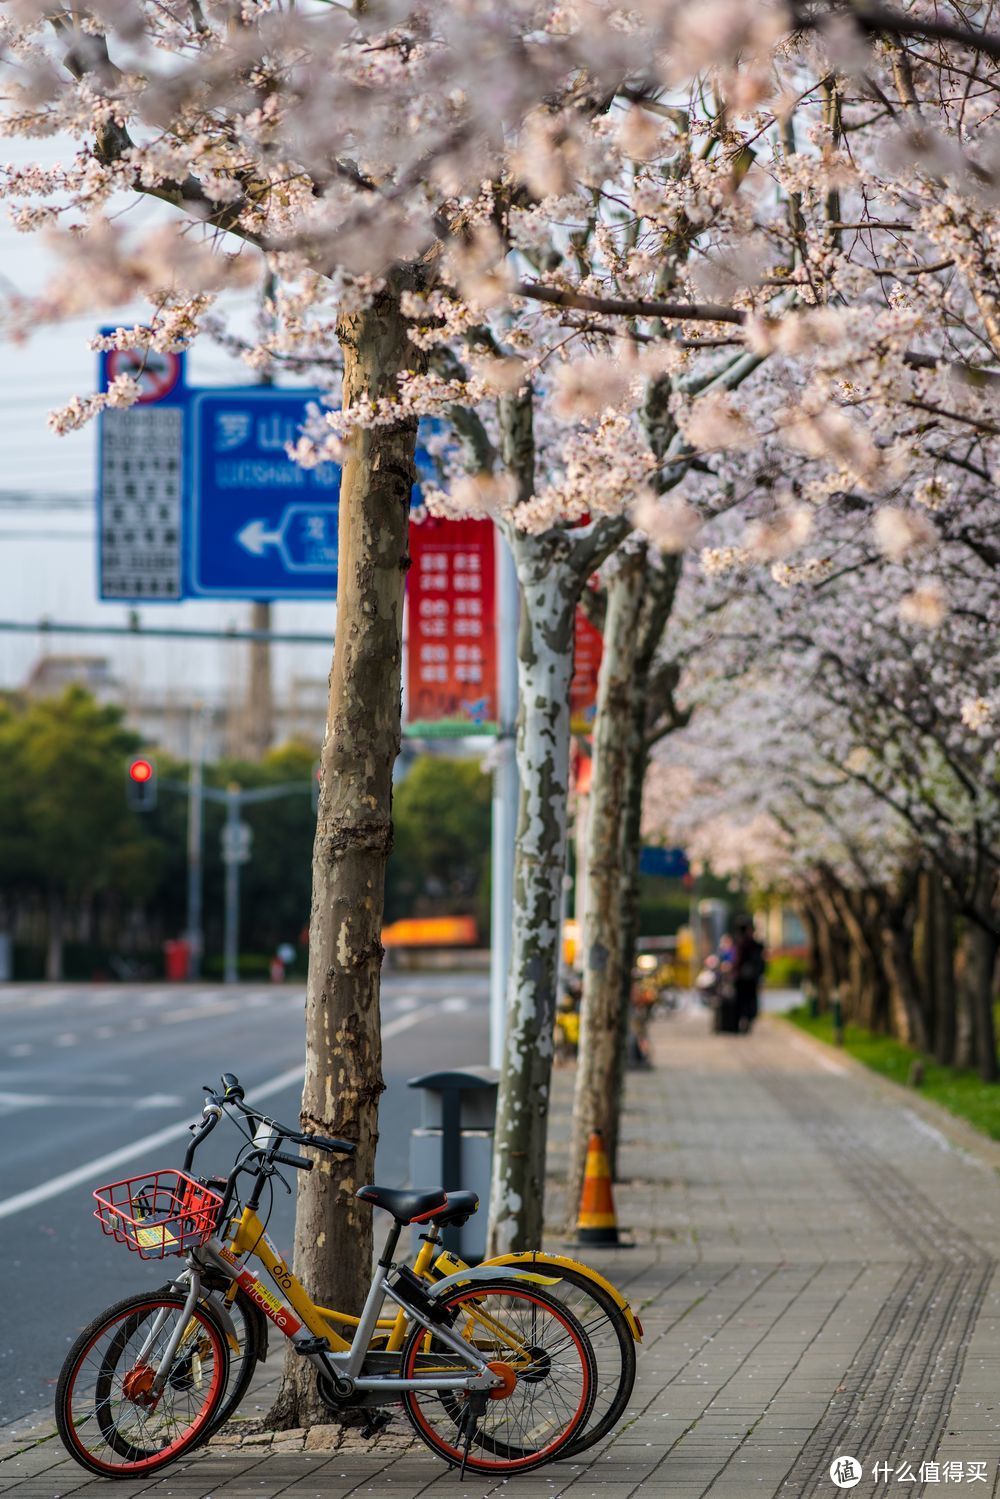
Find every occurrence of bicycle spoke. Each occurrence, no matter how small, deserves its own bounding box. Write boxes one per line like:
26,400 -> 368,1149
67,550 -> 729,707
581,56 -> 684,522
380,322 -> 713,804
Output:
57,1295 -> 225,1476
401,1282 -> 595,1474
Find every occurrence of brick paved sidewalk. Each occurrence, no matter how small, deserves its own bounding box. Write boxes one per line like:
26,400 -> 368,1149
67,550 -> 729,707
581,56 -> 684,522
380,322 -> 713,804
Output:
6,1006 -> 1000,1499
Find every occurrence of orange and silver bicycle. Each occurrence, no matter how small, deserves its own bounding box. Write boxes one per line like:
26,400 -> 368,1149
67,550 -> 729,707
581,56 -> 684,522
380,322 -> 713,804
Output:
56,1073 -> 598,1478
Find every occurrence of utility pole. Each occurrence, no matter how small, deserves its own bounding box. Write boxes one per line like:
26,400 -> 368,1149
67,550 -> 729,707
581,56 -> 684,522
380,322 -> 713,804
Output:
185,704 -> 208,979
222,784 -> 246,985
489,531 -> 519,1069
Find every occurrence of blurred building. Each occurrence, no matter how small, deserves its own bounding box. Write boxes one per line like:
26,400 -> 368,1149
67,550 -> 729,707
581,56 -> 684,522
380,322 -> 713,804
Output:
18,648 -> 328,761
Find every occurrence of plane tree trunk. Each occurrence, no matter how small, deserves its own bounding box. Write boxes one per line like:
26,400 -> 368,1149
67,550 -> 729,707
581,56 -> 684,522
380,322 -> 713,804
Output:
268,277 -> 420,1428
566,547 -> 646,1226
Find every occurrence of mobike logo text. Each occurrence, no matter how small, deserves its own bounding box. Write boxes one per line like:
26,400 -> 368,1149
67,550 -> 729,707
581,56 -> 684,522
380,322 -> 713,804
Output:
235,1267 -> 302,1335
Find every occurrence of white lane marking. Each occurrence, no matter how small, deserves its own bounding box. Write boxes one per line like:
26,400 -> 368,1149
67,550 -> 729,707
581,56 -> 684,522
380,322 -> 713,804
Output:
54,1033 -> 78,1047
138,992 -> 172,1009
158,1004 -> 238,1024
25,991 -> 71,1010
784,1031 -> 849,1075
394,996 -> 419,1012
0,1091 -> 183,1109
0,1006 -> 434,1223
7,1044 -> 33,1057
441,997 -> 468,1013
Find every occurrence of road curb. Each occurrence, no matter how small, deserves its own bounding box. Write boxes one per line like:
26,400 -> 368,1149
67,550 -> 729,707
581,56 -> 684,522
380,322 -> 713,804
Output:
771,1013 -> 1000,1172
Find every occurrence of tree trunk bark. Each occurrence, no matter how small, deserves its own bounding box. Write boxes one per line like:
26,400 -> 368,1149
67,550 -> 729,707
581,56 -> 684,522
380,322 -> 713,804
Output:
268,278 -> 420,1429
814,882 -> 850,1003
881,916 -> 927,1050
609,685 -> 646,1178
487,536 -> 577,1254
964,879 -> 999,1083
954,931 -> 977,1070
931,873 -> 957,1065
566,548 -> 645,1229
800,898 -> 825,1002
831,885 -> 880,1029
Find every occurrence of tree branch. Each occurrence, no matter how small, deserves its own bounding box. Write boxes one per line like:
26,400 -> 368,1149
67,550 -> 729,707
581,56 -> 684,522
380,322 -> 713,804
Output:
514,281 -> 745,326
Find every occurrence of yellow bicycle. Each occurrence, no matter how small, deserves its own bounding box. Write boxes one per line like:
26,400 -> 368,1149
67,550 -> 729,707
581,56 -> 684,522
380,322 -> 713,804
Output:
56,1074 -> 602,1478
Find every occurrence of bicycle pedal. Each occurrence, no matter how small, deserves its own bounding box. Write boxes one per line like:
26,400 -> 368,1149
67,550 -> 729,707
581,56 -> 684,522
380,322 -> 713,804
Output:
294,1336 -> 331,1356
359,1411 -> 393,1441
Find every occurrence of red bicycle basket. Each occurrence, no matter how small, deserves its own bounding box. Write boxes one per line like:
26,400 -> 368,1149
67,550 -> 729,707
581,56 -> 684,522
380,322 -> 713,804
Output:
93,1170 -> 223,1260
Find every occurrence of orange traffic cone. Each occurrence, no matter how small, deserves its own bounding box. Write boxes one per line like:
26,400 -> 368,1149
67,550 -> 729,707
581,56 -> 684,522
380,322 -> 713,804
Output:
575,1131 -> 620,1246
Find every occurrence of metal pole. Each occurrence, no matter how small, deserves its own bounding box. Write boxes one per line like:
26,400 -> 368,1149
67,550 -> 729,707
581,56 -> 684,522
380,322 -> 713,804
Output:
186,706 -> 206,980
223,786 -> 241,985
489,530 -> 519,1070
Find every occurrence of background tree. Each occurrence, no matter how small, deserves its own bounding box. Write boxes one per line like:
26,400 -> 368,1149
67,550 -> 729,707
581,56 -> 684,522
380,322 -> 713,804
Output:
387,757 -> 492,930
3,688 -> 161,979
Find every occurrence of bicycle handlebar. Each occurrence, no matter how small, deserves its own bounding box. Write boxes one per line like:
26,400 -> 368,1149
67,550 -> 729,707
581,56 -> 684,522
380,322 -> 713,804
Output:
272,1151 -> 313,1171
183,1101 -> 223,1173
185,1073 -> 356,1179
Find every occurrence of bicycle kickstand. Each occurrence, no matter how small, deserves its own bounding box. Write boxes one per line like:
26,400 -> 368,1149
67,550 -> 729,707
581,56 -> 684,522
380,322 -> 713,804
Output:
457,1393 -> 487,1479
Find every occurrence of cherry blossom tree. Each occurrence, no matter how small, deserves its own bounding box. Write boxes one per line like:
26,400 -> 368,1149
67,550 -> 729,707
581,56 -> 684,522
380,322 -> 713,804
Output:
4,0 -> 1000,1416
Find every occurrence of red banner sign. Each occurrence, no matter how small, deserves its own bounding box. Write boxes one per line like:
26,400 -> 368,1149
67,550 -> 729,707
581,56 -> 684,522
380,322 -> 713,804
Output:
570,610 -> 603,734
407,517 -> 497,729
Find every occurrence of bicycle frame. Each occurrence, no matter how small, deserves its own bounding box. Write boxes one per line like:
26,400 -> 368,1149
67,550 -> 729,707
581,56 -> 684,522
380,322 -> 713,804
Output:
186,1209 -> 505,1396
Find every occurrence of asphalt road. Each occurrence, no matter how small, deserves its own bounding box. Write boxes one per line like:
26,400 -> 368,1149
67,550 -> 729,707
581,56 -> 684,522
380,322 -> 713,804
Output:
0,973 -> 489,1426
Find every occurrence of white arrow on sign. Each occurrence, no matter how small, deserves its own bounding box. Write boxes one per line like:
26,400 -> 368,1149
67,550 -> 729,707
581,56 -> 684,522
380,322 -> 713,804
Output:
237,519 -> 283,556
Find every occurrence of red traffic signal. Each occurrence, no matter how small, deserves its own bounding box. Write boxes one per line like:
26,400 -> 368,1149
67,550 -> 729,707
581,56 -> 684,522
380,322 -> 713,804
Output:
126,754 -> 157,810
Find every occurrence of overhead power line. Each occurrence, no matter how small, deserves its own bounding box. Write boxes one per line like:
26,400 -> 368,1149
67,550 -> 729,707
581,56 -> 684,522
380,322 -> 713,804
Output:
0,618 -> 333,645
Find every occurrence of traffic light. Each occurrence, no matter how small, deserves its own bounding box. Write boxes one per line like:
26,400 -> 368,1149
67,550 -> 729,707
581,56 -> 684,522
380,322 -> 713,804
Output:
126,755 -> 157,811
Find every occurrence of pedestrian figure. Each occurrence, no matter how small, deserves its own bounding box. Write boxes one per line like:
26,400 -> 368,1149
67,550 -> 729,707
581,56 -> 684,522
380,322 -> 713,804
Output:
732,916 -> 765,1033
711,933 -> 740,1034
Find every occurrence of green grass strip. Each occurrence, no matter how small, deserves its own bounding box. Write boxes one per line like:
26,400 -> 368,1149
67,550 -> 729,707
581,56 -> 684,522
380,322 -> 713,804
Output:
783,1006 -> 1000,1141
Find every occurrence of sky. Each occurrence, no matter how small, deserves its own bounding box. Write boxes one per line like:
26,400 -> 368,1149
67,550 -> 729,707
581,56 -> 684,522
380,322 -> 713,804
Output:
0,135 -> 339,706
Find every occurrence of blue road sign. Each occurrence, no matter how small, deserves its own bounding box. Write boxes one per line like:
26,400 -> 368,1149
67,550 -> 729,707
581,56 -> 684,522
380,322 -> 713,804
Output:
188,389 -> 340,600
638,846 -> 689,879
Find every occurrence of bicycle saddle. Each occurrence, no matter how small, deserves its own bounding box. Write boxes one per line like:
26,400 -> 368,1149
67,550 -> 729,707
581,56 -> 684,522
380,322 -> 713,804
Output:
356,1185 -> 479,1225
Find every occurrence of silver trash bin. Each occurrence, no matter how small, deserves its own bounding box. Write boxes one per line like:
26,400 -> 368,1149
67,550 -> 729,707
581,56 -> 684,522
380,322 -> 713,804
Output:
407,1067 -> 499,1260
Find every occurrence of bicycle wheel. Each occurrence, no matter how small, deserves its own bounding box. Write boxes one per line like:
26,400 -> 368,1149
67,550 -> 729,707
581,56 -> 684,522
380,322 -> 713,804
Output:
515,1260 -> 637,1457
400,1278 -> 597,1474
56,1290 -> 229,1476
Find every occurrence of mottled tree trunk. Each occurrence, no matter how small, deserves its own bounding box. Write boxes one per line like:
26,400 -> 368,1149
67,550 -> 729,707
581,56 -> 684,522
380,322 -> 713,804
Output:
609,686 -> 646,1178
566,548 -> 645,1227
487,538 -> 577,1254
485,384 -> 629,1255
268,280 -> 419,1428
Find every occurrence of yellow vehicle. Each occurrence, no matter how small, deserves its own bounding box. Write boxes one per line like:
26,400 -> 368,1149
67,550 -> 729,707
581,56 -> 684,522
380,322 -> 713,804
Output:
56,1073 -> 639,1478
